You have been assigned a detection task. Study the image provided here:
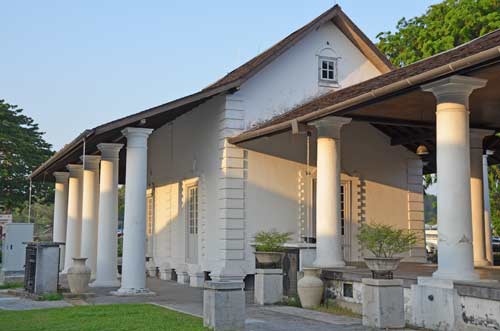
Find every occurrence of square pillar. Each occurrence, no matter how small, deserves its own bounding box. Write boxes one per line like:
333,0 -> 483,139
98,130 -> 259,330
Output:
203,281 -> 245,331
362,278 -> 404,329
254,269 -> 283,305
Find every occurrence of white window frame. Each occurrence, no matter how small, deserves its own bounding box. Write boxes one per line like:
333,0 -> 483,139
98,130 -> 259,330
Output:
187,185 -> 199,235
318,56 -> 339,86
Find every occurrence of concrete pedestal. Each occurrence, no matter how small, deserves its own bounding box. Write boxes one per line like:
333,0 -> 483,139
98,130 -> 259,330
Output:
203,281 -> 245,331
177,271 -> 190,285
189,272 -> 205,288
362,278 -> 404,329
255,269 -> 283,305
411,277 -> 459,331
159,268 -> 174,281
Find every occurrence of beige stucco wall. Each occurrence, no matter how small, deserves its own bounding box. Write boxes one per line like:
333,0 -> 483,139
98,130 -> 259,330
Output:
244,121 -> 425,265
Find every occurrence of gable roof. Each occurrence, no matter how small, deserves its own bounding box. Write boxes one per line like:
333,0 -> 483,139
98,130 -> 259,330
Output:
228,29 -> 500,144
206,5 -> 393,90
30,5 -> 392,181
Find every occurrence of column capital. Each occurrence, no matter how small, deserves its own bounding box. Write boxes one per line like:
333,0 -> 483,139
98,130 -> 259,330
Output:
97,143 -> 123,160
53,171 -> 69,183
122,127 -> 154,148
421,75 -> 487,107
310,116 -> 352,139
470,129 -> 495,149
81,155 -> 101,171
66,164 -> 83,177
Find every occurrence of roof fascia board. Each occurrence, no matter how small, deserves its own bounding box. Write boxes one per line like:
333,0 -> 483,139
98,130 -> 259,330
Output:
229,45 -> 500,144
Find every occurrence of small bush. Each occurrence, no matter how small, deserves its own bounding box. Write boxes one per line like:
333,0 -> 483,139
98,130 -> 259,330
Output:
254,230 -> 291,252
0,282 -> 23,290
357,223 -> 417,258
38,292 -> 63,301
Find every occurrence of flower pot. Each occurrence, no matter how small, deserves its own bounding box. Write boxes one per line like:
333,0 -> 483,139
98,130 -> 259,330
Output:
364,257 -> 402,279
67,257 -> 91,294
255,251 -> 283,268
297,267 -> 323,308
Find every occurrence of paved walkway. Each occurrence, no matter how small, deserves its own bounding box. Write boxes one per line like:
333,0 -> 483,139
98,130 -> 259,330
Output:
0,290 -> 71,310
0,278 -> 414,330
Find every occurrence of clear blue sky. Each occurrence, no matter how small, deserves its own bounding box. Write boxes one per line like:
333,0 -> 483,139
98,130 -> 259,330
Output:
1,0 -> 439,150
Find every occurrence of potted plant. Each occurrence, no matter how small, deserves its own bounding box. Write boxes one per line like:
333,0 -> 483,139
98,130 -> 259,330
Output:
357,223 -> 417,278
254,230 -> 291,268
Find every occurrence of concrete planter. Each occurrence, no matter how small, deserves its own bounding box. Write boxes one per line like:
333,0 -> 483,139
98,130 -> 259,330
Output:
67,257 -> 91,294
255,251 -> 283,268
364,257 -> 401,277
297,267 -> 323,308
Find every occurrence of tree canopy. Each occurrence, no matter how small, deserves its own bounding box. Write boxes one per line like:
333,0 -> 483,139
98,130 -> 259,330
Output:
0,100 -> 54,212
376,0 -> 500,235
377,0 -> 500,67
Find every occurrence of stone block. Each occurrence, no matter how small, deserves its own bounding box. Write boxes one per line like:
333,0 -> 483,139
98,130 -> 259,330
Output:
254,269 -> 283,305
159,268 -> 173,281
189,272 -> 205,288
362,278 -> 405,329
411,277 -> 459,330
176,271 -> 190,285
203,281 -> 245,331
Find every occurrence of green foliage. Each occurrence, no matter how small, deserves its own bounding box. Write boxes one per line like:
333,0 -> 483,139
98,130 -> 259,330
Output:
357,223 -> 417,258
424,194 -> 437,225
0,282 -> 23,290
254,230 -> 291,252
377,0 -> 500,67
488,164 -> 500,236
38,292 -> 63,301
314,299 -> 361,318
0,100 -> 54,212
117,236 -> 123,257
0,304 -> 209,331
13,201 -> 54,240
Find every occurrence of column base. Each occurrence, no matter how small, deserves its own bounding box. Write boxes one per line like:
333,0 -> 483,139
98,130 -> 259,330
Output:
312,259 -> 345,268
474,259 -> 491,267
203,281 -> 245,331
110,288 -> 156,296
90,279 -> 121,288
432,269 -> 479,282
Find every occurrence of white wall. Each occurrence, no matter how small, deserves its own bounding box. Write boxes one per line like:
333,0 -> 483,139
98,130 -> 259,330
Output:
243,121 -> 424,269
147,95 -> 225,272
237,21 -> 381,129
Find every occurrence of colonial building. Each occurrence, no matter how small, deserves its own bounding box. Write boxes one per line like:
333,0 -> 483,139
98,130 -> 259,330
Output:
31,5 -> 499,312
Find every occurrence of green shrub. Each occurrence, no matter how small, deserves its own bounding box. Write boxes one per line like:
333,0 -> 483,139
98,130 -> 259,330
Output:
254,230 -> 291,252
38,292 -> 63,301
357,223 -> 417,258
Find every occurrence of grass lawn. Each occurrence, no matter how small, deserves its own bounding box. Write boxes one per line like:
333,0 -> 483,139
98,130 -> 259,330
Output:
0,304 -> 209,331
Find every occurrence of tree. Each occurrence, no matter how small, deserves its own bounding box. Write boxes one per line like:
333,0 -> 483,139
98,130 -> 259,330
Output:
376,0 -> 500,235
377,0 -> 500,67
0,100 -> 54,212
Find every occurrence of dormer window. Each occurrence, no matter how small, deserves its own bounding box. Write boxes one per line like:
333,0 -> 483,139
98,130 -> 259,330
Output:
319,56 -> 337,83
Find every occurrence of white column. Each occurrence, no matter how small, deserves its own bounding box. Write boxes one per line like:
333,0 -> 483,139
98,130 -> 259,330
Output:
114,127 -> 153,295
422,75 -> 487,281
80,155 -> 101,278
311,116 -> 351,268
483,152 -> 494,264
53,171 -> 69,270
62,164 -> 84,273
92,143 -> 123,287
470,130 -> 493,266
